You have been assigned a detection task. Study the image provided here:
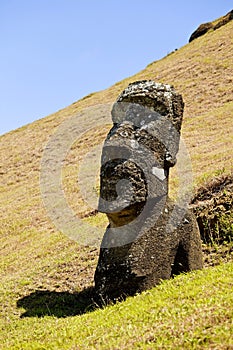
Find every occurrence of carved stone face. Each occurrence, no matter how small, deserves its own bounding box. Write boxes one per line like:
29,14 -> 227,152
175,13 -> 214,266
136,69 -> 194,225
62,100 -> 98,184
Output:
98,81 -> 184,226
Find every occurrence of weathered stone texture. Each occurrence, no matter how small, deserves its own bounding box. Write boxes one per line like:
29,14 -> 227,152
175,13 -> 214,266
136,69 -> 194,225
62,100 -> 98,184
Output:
94,80 -> 203,300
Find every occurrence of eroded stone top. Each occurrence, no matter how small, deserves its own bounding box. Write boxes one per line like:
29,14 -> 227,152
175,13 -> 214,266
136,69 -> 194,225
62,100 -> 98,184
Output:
112,80 -> 184,134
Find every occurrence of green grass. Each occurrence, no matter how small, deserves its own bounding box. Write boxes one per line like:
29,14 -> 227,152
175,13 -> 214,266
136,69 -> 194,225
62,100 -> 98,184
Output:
0,263 -> 232,349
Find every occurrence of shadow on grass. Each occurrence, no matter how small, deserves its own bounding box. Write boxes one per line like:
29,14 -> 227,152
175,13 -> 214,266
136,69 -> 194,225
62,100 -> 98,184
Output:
17,287 -> 98,318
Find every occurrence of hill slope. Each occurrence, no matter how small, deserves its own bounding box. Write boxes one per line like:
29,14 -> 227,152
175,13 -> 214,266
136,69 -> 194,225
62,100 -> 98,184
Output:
0,14 -> 232,349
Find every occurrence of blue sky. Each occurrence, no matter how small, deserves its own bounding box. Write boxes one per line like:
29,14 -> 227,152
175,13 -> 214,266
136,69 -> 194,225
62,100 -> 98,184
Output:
0,0 -> 232,135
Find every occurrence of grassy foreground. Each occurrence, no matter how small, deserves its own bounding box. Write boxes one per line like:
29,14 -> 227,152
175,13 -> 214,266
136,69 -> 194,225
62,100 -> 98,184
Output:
1,262 -> 232,350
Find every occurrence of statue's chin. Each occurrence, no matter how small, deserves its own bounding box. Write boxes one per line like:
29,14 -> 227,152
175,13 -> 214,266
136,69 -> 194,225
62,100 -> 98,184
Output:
106,201 -> 145,228
106,194 -> 166,228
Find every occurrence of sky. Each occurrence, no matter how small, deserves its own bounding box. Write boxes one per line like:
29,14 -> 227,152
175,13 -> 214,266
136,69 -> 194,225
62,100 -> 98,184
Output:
0,0 -> 232,135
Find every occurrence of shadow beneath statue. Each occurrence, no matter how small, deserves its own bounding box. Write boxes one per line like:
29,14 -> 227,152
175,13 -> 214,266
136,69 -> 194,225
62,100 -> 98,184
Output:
17,286 -> 98,318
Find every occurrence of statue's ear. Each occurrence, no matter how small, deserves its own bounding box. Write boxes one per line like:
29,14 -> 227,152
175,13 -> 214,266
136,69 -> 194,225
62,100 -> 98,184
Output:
164,136 -> 181,168
162,91 -> 184,169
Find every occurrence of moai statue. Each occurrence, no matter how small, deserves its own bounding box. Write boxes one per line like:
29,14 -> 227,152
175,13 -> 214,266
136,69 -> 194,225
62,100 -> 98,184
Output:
94,80 -> 203,300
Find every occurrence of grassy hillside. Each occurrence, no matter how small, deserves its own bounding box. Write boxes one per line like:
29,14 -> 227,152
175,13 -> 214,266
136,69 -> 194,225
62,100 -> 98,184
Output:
0,15 -> 232,349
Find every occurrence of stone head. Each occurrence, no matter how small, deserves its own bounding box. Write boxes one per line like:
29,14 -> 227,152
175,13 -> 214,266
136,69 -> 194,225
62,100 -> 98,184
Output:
99,80 -> 184,224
